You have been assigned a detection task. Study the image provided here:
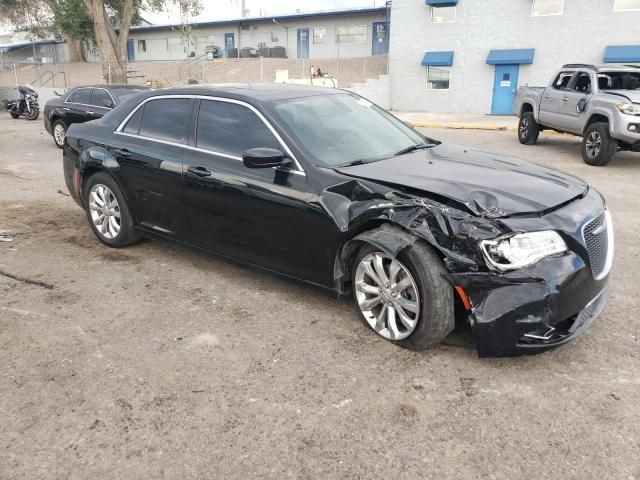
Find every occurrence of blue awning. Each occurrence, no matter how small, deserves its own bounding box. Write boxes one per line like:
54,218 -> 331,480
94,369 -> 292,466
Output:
426,0 -> 459,6
486,49 -> 535,65
422,51 -> 454,67
604,45 -> 640,63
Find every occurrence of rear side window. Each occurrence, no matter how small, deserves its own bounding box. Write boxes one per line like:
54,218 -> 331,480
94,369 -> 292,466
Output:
552,72 -> 574,90
91,89 -> 113,107
196,100 -> 280,156
138,98 -> 192,144
123,107 -> 143,134
67,88 -> 92,104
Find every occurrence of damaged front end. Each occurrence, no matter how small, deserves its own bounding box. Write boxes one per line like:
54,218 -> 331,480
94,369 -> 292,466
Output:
327,177 -> 611,357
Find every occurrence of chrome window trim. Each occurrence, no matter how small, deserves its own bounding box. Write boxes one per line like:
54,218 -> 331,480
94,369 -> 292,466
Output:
64,87 -> 116,108
114,94 -> 305,174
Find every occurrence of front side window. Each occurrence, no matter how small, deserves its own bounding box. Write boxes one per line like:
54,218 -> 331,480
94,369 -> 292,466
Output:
314,27 -> 326,44
552,71 -> 574,89
337,25 -> 367,44
270,93 -> 428,167
196,100 -> 280,157
66,88 -> 92,104
427,67 -> 451,89
91,88 -> 113,107
614,0 -> 640,11
573,73 -> 592,93
138,98 -> 192,144
431,6 -> 456,23
532,0 -> 564,16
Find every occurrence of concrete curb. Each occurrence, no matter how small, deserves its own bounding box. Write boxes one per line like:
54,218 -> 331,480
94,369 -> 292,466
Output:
408,121 -> 568,136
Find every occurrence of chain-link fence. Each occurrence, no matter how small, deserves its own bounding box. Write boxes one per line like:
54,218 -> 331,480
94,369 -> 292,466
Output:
0,55 -> 389,91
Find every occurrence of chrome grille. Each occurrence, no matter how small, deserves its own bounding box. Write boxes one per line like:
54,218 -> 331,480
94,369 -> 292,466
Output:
582,212 -> 610,279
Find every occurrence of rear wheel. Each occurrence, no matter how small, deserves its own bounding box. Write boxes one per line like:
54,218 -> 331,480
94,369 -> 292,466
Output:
83,172 -> 140,248
582,122 -> 616,166
52,120 -> 67,148
352,241 -> 454,350
518,112 -> 540,145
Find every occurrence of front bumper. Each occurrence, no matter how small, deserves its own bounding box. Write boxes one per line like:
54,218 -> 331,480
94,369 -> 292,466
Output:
450,188 -> 612,357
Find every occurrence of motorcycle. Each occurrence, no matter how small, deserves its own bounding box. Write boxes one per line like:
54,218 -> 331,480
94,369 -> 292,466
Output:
6,84 -> 39,121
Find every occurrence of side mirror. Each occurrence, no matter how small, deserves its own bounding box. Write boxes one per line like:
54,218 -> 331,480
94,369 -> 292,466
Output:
53,90 -> 61,97
242,148 -> 286,169
404,120 -> 416,130
102,97 -> 114,108
577,98 -> 588,113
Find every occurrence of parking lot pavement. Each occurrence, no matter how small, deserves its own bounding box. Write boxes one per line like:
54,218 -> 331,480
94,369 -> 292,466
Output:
1,115 -> 639,480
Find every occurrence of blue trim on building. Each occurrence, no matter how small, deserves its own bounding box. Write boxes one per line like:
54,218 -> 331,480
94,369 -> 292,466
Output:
127,7 -> 387,33
0,39 -> 64,52
426,0 -> 459,6
422,51 -> 454,66
486,49 -> 535,65
604,45 -> 640,63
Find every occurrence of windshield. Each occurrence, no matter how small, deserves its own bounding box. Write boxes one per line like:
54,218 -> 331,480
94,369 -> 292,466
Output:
269,93 -> 435,167
598,71 -> 640,91
110,87 -> 149,103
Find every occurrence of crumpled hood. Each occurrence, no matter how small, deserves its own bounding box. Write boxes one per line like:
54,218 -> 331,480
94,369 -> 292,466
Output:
335,143 -> 588,218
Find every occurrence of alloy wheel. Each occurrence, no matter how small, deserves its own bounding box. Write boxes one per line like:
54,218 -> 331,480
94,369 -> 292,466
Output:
88,184 -> 121,239
585,131 -> 601,158
354,252 -> 420,341
519,118 -> 529,138
54,123 -> 66,146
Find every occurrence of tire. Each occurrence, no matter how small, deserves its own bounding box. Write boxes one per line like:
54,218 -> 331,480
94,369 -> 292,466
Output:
9,112 -> 19,119
518,112 -> 540,145
52,119 -> 67,148
24,107 -> 39,120
352,240 -> 454,350
83,172 -> 140,248
582,122 -> 616,166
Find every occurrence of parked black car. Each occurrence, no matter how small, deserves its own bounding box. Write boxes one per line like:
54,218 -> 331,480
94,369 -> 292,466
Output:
44,84 -> 149,148
62,85 -> 613,357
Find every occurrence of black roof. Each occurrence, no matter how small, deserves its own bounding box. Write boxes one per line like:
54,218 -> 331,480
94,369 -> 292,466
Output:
71,84 -> 150,90
144,83 -> 344,102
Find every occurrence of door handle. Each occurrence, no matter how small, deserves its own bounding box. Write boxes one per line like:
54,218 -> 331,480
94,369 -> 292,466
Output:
114,148 -> 132,157
86,111 -> 95,115
63,107 -> 70,111
561,97 -> 569,101
187,166 -> 212,177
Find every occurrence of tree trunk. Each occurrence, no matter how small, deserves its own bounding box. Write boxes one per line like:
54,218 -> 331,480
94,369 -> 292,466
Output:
66,37 -> 86,63
83,0 -> 134,84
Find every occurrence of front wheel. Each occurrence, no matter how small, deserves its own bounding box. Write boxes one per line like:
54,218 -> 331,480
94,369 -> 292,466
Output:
518,112 -> 540,145
352,240 -> 454,350
582,122 -> 616,166
24,107 -> 39,120
83,172 -> 140,248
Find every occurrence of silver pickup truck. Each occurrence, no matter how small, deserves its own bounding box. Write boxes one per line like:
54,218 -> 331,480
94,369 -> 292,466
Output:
514,64 -> 640,166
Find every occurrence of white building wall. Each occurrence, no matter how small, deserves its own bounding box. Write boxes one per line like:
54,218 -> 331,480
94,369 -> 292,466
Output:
389,0 -> 640,114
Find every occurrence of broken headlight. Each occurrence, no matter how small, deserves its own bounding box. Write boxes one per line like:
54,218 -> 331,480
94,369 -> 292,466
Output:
616,103 -> 640,116
480,231 -> 567,271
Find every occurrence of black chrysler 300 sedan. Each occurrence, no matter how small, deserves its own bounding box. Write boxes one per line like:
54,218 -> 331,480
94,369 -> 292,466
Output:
62,85 -> 613,357
44,84 -> 150,148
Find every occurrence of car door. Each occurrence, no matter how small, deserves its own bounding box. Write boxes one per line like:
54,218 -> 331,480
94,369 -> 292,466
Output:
63,87 -> 92,124
538,71 -> 575,128
556,71 -> 592,133
86,88 -> 114,121
182,98 -> 319,282
112,97 -> 193,241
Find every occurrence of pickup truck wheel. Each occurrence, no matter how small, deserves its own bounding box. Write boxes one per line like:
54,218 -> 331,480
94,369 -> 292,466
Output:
518,112 -> 540,145
582,123 -> 617,166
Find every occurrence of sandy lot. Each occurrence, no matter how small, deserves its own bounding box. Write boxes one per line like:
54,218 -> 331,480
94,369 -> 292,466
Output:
0,114 -> 639,480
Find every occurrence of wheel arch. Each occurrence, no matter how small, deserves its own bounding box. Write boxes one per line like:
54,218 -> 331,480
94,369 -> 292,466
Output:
77,148 -> 129,209
520,103 -> 534,115
583,113 -> 610,133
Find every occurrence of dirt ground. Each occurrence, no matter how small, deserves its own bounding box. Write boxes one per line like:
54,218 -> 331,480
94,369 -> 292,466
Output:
1,114 -> 639,480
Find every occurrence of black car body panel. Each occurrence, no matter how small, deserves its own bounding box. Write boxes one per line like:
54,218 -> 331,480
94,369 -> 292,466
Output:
62,84 -> 612,357
44,84 -> 149,136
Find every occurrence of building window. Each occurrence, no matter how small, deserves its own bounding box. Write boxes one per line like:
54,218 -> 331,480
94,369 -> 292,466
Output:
614,0 -> 640,10
531,0 -> 564,16
271,31 -> 279,43
314,27 -> 326,44
431,6 -> 456,23
137,40 -> 146,52
427,66 -> 451,89
337,25 -> 367,44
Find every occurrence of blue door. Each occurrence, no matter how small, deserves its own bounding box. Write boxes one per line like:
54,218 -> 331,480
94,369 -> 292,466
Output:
297,28 -> 309,59
224,33 -> 235,57
126,39 -> 135,61
491,64 -> 519,115
371,22 -> 389,55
